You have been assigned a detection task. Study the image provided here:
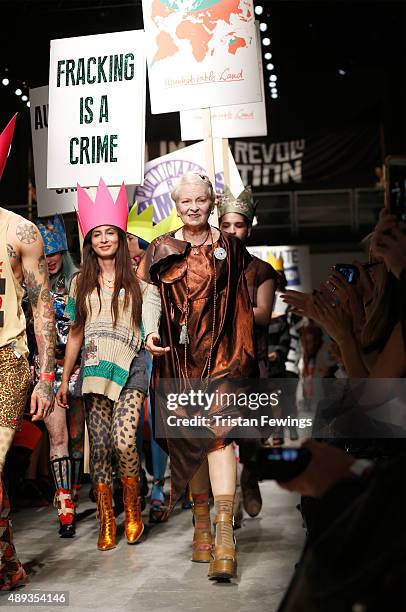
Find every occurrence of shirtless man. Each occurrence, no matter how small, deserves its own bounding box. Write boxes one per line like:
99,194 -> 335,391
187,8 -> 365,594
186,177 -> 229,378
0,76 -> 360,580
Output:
0,115 -> 55,589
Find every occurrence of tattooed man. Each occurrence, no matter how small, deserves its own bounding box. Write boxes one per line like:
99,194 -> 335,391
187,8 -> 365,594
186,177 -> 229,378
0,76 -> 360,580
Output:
0,206 -> 55,589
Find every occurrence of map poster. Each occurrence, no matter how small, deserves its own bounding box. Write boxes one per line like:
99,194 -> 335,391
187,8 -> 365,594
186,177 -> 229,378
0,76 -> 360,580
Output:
180,20 -> 267,139
142,0 -> 263,114
47,30 -> 146,189
129,139 -> 244,223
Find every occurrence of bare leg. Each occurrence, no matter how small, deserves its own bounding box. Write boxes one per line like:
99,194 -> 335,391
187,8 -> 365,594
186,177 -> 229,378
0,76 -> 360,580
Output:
44,406 -> 69,460
0,426 -> 26,588
207,444 -> 236,497
207,445 -> 237,581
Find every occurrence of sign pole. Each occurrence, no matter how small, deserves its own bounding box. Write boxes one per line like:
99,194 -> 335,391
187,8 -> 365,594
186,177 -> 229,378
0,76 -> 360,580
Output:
202,108 -> 219,225
222,137 -> 230,189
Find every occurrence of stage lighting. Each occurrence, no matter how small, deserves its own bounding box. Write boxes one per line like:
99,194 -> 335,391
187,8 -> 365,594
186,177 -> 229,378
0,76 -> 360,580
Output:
21,95 -> 28,102
262,37 -> 271,46
271,93 -> 278,99
15,88 -> 22,96
338,69 -> 346,76
266,63 -> 274,70
264,52 -> 272,60
2,78 -> 9,86
259,23 -> 267,32
255,5 -> 263,15
270,75 -> 277,82
27,101 -> 30,108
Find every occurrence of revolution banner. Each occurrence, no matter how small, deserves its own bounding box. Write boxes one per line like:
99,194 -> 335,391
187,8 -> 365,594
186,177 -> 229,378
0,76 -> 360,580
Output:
229,125 -> 381,189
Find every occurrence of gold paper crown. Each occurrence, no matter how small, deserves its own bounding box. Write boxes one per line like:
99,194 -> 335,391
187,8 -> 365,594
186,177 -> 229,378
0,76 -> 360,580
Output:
217,185 -> 256,223
267,253 -> 284,272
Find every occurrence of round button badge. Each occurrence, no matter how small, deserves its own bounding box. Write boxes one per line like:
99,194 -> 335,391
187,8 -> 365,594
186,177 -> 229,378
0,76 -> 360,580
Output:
214,247 -> 227,260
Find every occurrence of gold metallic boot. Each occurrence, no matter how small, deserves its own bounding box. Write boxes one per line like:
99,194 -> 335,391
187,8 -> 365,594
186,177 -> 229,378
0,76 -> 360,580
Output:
95,483 -> 116,551
121,476 -> 144,544
191,498 -> 212,563
208,497 -> 237,581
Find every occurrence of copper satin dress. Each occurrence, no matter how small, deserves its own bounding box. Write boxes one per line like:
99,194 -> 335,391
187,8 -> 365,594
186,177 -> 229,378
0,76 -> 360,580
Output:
137,230 -> 258,508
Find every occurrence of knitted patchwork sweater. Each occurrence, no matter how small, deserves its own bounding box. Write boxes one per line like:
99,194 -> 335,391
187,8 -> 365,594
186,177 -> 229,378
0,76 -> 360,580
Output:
65,277 -> 157,401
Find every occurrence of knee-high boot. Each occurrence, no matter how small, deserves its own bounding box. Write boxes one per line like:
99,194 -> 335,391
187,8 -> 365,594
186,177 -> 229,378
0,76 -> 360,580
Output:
191,493 -> 212,563
50,457 -> 75,538
95,483 -> 116,551
121,476 -> 144,544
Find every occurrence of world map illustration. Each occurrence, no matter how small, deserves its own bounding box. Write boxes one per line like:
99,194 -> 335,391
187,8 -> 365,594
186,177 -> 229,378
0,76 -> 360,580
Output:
149,0 -> 254,64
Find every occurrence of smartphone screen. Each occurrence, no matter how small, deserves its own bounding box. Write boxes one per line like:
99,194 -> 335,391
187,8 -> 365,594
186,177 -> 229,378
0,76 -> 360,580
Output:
334,264 -> 359,284
257,446 -> 312,481
385,158 -> 406,223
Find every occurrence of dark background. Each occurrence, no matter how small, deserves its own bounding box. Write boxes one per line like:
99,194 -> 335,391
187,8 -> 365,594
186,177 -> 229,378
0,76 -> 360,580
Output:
0,0 -> 405,205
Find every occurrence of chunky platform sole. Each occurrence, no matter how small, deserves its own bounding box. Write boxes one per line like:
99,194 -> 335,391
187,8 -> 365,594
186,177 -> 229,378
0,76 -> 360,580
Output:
208,558 -> 237,581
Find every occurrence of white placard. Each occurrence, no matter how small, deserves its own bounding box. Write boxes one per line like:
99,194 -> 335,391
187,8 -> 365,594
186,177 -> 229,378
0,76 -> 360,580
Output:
129,139 -> 244,223
47,30 -> 146,189
247,245 -> 312,314
180,21 -> 267,140
30,86 -> 78,216
143,0 -> 262,114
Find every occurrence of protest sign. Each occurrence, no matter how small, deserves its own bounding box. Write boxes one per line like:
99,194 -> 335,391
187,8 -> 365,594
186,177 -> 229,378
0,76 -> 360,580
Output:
47,30 -> 146,188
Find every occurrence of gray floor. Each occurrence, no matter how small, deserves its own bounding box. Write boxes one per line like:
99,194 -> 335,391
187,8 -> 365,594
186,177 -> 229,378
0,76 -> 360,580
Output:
2,482 -> 304,612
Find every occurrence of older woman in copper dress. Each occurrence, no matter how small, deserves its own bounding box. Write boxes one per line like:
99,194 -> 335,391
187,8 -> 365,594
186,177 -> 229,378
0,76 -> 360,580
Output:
138,172 -> 257,581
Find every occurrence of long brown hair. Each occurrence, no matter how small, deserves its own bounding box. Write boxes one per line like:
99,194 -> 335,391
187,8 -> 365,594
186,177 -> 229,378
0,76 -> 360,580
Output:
72,228 -> 142,330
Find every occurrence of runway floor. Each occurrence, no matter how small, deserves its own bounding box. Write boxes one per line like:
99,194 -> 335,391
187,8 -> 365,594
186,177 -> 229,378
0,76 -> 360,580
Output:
2,482 -> 304,612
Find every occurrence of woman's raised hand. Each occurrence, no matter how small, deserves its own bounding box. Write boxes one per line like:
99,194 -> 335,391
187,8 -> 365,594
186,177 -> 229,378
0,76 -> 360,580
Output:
281,290 -> 318,319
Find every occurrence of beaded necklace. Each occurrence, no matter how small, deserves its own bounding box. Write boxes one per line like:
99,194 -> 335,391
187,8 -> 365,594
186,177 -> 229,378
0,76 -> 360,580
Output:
180,227 -> 217,387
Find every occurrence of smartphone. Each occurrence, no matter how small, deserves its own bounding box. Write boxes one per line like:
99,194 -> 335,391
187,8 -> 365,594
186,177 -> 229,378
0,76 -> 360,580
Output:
384,156 -> 406,223
334,263 -> 359,284
257,446 -> 312,482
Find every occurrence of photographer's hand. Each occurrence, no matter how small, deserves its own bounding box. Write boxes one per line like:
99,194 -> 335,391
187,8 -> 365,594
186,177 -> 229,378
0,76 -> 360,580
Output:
278,439 -> 356,498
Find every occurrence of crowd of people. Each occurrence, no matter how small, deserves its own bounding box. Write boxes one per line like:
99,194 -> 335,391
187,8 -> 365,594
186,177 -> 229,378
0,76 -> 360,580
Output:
0,113 -> 405,608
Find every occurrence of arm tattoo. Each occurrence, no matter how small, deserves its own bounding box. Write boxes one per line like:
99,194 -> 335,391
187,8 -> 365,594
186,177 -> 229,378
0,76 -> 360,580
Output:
23,267 -> 41,308
7,244 -> 17,259
16,222 -> 38,244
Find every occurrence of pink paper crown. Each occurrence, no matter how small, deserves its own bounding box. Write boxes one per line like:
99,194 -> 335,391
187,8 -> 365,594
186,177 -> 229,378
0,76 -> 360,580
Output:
0,114 -> 17,181
76,178 -> 128,238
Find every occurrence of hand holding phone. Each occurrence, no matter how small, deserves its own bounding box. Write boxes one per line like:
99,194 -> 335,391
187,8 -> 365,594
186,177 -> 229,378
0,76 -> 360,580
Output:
257,446 -> 312,482
334,263 -> 359,284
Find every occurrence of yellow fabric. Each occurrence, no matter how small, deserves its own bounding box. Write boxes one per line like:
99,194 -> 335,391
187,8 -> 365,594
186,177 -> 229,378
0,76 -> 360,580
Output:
0,211 -> 28,357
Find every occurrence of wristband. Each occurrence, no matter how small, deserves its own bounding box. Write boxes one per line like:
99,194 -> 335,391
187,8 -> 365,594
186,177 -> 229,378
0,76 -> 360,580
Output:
39,372 -> 55,382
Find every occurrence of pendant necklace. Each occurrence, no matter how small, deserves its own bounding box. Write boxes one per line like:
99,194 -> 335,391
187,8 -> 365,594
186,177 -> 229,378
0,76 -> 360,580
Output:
101,273 -> 115,289
182,226 -> 211,255
180,229 -> 217,390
